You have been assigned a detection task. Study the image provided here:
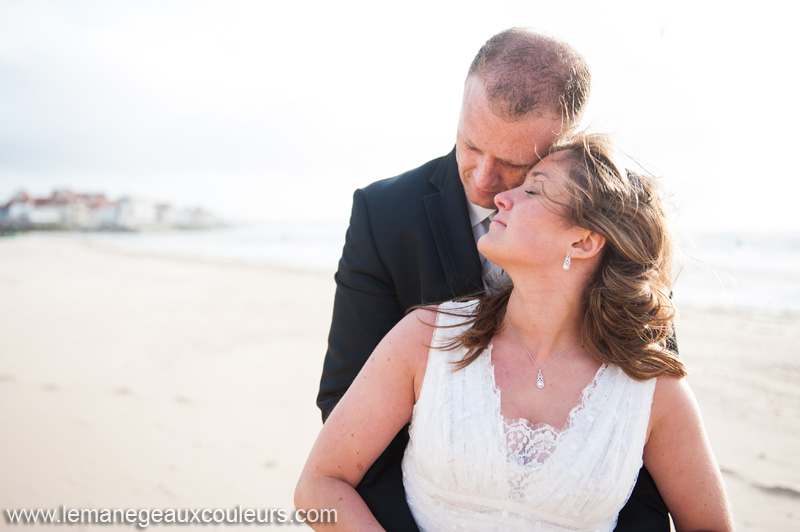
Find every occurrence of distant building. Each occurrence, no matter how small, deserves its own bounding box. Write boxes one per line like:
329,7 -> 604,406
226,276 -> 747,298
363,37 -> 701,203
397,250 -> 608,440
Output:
0,189 -> 219,231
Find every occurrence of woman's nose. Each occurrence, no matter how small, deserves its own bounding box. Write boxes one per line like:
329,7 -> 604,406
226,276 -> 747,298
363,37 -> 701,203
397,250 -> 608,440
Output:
494,189 -> 512,210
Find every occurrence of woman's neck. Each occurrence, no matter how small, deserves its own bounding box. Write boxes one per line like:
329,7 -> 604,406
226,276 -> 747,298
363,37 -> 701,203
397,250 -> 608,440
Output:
504,281 -> 583,357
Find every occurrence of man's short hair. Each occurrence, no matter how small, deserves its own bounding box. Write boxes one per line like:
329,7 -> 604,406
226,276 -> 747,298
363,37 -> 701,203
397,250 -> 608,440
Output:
468,28 -> 591,126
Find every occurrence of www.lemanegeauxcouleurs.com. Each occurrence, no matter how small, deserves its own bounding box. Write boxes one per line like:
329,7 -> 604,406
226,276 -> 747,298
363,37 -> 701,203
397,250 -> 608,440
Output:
4,505 -> 337,527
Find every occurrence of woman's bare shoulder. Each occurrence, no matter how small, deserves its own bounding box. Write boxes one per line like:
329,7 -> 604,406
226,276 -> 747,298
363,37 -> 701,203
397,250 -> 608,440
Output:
371,306 -> 437,364
649,374 -> 702,439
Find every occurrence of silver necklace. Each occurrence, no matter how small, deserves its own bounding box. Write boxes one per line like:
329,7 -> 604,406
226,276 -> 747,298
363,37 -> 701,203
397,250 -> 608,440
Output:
505,316 -> 580,389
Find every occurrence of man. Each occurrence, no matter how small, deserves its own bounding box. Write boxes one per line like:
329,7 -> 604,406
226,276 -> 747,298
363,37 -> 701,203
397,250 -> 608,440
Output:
317,28 -> 669,531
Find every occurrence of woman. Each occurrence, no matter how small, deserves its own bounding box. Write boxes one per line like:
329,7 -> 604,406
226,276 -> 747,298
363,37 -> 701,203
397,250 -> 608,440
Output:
295,133 -> 733,531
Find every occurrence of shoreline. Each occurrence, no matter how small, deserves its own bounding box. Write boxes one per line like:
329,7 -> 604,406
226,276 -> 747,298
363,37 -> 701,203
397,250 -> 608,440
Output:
1,234 -> 798,530
9,228 -> 800,321
3,229 -> 341,275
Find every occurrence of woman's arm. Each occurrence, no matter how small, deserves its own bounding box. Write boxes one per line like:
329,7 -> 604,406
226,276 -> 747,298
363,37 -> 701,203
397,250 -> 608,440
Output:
295,308 -> 436,531
644,376 -> 734,532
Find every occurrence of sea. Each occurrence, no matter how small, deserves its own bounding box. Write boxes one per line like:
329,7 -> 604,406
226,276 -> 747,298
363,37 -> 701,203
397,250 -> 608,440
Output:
24,223 -> 800,319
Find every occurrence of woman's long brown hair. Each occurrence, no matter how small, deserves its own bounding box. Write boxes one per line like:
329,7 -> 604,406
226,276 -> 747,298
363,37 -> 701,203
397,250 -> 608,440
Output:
430,132 -> 686,381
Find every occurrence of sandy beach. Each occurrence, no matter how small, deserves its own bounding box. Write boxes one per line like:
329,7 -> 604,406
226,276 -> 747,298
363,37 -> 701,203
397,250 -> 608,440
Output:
1,233 -> 798,531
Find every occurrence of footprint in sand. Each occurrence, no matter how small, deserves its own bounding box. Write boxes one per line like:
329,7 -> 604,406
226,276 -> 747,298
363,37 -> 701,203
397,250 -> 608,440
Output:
755,484 -> 800,499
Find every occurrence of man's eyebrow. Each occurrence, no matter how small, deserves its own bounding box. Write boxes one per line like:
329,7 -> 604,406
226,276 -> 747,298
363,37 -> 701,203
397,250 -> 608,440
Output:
458,135 -> 531,167
498,157 -> 531,168
458,130 -> 476,147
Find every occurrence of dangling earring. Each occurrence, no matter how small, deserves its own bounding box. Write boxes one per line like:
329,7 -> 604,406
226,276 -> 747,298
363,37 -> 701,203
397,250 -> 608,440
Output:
562,251 -> 571,271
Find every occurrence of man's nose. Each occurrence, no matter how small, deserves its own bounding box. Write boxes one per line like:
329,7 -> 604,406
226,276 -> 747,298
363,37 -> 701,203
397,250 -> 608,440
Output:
474,156 -> 500,188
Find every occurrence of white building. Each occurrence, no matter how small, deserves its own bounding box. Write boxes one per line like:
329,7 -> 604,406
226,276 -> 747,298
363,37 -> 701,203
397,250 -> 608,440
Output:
1,189 -> 218,231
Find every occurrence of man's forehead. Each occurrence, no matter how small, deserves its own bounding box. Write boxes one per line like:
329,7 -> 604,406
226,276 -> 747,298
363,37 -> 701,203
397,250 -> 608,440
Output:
459,109 -> 561,163
458,121 -> 556,164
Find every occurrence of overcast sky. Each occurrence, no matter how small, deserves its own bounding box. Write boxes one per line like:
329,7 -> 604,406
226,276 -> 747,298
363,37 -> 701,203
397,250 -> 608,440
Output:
0,0 -> 797,233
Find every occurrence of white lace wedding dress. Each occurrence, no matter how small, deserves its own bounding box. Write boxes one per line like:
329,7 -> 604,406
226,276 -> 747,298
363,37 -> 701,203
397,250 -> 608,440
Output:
401,300 -> 656,532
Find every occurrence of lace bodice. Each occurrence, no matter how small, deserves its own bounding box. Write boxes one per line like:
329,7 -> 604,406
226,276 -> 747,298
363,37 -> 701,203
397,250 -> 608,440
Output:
401,300 -> 656,532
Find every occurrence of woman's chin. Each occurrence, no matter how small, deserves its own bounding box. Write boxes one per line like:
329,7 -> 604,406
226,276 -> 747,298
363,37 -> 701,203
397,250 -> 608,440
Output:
479,248 -> 506,270
476,234 -> 496,256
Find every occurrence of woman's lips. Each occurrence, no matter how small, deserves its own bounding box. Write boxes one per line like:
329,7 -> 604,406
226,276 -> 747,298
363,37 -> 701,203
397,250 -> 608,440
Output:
491,217 -> 507,228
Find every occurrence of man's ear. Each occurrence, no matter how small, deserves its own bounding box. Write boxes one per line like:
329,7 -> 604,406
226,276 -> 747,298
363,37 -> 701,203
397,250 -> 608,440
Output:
570,230 -> 606,260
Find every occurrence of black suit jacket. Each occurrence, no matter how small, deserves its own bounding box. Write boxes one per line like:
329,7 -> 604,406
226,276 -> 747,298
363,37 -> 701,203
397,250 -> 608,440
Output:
317,149 -> 670,532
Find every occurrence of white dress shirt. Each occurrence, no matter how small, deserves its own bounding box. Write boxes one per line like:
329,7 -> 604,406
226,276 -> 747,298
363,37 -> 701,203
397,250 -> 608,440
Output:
465,199 -> 512,292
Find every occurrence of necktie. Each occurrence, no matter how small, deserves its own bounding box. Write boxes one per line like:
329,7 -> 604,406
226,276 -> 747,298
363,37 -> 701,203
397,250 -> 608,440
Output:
479,215 -> 512,293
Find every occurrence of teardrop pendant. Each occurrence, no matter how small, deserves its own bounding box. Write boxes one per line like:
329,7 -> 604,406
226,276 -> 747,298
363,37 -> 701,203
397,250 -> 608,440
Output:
536,371 -> 545,389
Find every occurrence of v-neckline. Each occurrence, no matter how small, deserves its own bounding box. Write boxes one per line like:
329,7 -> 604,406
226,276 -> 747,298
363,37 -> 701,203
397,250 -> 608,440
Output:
485,343 -> 608,436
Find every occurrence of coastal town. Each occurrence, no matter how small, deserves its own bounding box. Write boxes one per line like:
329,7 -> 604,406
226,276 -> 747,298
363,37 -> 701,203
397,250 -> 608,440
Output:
0,189 -> 220,232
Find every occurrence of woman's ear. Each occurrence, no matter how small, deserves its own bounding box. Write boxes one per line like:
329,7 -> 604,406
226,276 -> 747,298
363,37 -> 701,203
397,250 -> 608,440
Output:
570,230 -> 606,260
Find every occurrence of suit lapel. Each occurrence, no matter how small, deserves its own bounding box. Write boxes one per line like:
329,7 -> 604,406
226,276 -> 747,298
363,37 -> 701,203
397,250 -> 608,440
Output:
423,149 -> 484,297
